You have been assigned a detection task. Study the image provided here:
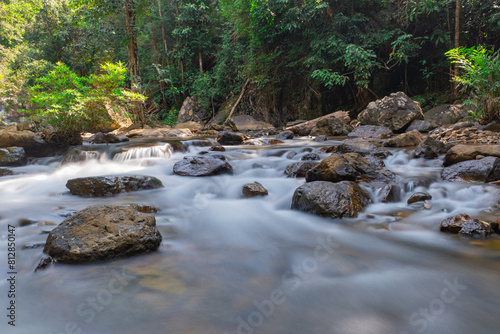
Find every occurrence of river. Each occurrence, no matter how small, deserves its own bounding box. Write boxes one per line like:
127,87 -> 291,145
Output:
0,136 -> 499,334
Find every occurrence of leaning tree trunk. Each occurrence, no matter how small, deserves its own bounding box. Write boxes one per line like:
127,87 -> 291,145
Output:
124,0 -> 145,127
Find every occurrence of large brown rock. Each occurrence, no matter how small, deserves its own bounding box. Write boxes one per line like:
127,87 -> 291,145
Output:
424,104 -> 472,127
173,155 -> 234,177
43,205 -> 162,263
443,145 -> 500,166
175,121 -> 203,131
358,92 -> 424,132
383,130 -> 424,147
305,153 -> 395,184
291,181 -> 371,218
286,111 -> 350,136
310,117 -> 353,136
0,130 -> 49,156
0,147 -> 27,166
177,96 -> 200,123
441,156 -> 500,183
440,213 -> 493,236
66,175 -> 164,197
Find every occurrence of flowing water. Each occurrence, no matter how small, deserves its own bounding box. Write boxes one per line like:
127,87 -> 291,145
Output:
0,137 -> 499,334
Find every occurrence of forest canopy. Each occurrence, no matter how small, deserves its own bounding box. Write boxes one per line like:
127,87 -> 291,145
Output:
1,0 -> 499,127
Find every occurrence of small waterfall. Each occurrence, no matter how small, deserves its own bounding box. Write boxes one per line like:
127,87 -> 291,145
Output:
113,143 -> 173,162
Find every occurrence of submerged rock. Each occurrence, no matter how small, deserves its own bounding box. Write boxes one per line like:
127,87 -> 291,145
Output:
62,148 -> 100,164
291,181 -> 371,218
66,175 -> 164,197
407,192 -> 432,204
173,155 -> 234,177
43,205 -> 162,263
0,167 -> 14,176
358,92 -> 424,132
301,153 -> 321,161
441,156 -> 500,183
0,146 -> 27,166
305,153 -> 395,184
440,213 -> 493,236
242,182 -> 269,198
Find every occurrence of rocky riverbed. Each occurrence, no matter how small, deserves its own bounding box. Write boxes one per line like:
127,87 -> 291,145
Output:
1,92 -> 500,334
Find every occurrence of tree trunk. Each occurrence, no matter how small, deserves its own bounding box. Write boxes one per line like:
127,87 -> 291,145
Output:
124,0 -> 145,127
452,0 -> 461,98
199,52 -> 203,73
147,13 -> 167,107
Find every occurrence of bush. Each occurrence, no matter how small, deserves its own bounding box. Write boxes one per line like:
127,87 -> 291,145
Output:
446,47 -> 500,122
26,61 -> 146,133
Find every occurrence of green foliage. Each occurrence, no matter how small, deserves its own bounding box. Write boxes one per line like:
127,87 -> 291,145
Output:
162,109 -> 179,126
27,61 -> 146,133
446,47 -> 500,121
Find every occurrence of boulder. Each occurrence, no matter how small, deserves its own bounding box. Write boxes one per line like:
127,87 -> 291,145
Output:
175,121 -> 203,131
330,139 -> 390,158
177,96 -> 200,123
276,130 -> 294,141
347,125 -> 393,139
0,167 -> 14,176
228,115 -> 274,132
43,205 -> 162,263
443,145 -> 500,166
0,147 -> 27,166
358,92 -> 424,132
406,120 -> 436,133
217,131 -> 245,145
423,104 -> 472,127
407,192 -> 432,204
87,132 -> 129,144
286,111 -> 350,136
173,155 -> 234,177
440,213 -> 493,236
242,182 -> 269,198
383,130 -> 424,147
441,156 -> 500,183
305,153 -> 395,184
62,149 -> 101,164
310,117 -> 353,136
412,137 -> 452,159
66,175 -> 164,197
284,162 -> 319,178
0,130 -> 49,157
291,181 -> 371,218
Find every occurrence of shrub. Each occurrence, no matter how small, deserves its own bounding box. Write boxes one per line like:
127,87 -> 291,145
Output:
26,61 -> 146,133
446,47 -> 500,122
